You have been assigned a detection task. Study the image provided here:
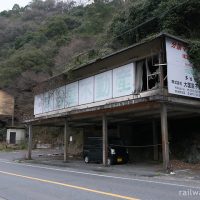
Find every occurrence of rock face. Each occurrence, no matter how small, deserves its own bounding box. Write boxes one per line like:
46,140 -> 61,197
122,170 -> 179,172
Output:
185,142 -> 200,164
176,134 -> 200,164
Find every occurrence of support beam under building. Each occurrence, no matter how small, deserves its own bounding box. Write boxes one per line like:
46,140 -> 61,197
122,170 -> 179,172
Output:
152,120 -> 159,161
102,115 -> 108,166
160,104 -> 170,171
64,119 -> 68,162
27,124 -> 32,160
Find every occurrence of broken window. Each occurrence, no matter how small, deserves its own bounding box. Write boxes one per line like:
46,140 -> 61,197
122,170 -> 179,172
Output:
135,53 -> 167,93
146,55 -> 160,90
135,61 -> 145,93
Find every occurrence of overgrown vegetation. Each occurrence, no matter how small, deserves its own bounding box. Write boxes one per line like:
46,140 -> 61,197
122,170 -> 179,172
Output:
108,0 -> 200,83
0,0 -> 121,88
188,41 -> 200,86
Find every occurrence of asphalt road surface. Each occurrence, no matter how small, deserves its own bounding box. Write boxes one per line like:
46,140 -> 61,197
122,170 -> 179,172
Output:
0,158 -> 200,200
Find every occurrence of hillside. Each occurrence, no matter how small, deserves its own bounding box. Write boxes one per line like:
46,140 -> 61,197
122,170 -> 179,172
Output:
0,0 -> 124,122
0,0 -> 199,123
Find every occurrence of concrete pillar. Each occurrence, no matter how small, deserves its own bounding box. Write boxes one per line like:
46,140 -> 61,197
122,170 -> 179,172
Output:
64,119 -> 68,162
160,104 -> 170,170
102,115 -> 108,166
152,120 -> 158,161
27,124 -> 32,160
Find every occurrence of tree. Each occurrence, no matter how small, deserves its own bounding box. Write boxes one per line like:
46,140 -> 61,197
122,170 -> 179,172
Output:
12,4 -> 21,12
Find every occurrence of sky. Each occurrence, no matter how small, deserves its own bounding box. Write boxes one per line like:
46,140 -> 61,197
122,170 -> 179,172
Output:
0,0 -> 31,11
0,0 -> 90,12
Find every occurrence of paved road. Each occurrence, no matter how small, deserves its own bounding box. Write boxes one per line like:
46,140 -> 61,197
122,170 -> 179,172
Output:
0,158 -> 200,200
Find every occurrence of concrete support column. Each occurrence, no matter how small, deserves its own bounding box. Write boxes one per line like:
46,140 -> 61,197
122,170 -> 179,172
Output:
160,104 -> 170,170
152,120 -> 158,161
27,124 -> 32,160
102,115 -> 108,166
64,119 -> 68,162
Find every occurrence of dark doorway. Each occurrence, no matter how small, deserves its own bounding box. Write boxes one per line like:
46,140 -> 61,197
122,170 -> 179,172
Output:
10,132 -> 16,144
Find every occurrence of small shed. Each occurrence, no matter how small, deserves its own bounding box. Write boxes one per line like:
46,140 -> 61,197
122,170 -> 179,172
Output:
6,127 -> 26,145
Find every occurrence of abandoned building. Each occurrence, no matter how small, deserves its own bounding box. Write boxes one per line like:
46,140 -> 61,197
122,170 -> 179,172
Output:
25,33 -> 200,170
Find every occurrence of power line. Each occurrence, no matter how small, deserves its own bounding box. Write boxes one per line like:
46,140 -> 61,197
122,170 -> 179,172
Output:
110,0 -> 191,41
64,0 -> 192,68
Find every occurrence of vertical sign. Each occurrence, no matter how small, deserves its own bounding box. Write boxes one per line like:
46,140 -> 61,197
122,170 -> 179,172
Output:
65,82 -> 78,107
34,94 -> 43,114
54,86 -> 65,110
79,77 -> 94,105
113,63 -> 135,98
166,38 -> 200,98
95,70 -> 112,101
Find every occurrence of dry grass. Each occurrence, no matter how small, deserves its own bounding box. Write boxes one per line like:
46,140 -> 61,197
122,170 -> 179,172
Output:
171,159 -> 200,170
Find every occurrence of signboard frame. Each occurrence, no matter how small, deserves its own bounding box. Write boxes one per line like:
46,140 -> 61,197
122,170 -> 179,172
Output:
166,37 -> 200,99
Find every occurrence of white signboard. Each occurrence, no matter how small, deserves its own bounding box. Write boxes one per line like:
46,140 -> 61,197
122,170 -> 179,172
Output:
54,86 -> 65,109
65,82 -> 78,107
34,62 -> 137,115
113,63 -> 135,98
43,92 -> 49,113
34,94 -> 43,114
166,38 -> 200,98
95,71 -> 112,101
79,77 -> 94,105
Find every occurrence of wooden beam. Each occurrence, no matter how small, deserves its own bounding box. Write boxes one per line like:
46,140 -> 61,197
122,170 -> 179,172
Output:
27,124 -> 32,160
160,104 -> 170,171
167,104 -> 200,114
102,115 -> 108,166
167,96 -> 200,107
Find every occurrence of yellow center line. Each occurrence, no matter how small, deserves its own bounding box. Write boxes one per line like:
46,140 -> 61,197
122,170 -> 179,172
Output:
0,170 -> 139,200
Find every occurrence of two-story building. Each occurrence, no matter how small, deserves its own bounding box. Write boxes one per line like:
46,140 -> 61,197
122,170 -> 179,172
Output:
25,33 -> 200,170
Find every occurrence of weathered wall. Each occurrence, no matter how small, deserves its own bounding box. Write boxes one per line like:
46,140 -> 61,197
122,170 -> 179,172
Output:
0,90 -> 14,116
67,127 -> 84,157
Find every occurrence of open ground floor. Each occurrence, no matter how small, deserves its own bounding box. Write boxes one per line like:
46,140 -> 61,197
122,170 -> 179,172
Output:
25,96 -> 200,172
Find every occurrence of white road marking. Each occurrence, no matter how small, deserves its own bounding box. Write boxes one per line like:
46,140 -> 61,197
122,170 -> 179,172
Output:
0,159 -> 200,190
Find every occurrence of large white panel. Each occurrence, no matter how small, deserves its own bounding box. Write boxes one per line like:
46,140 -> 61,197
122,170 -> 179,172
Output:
54,86 -> 65,110
65,82 -> 78,107
95,70 -> 112,101
113,63 -> 135,98
43,92 -> 49,113
48,90 -> 54,111
79,77 -> 94,105
166,38 -> 200,98
43,90 -> 54,112
34,94 -> 43,115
